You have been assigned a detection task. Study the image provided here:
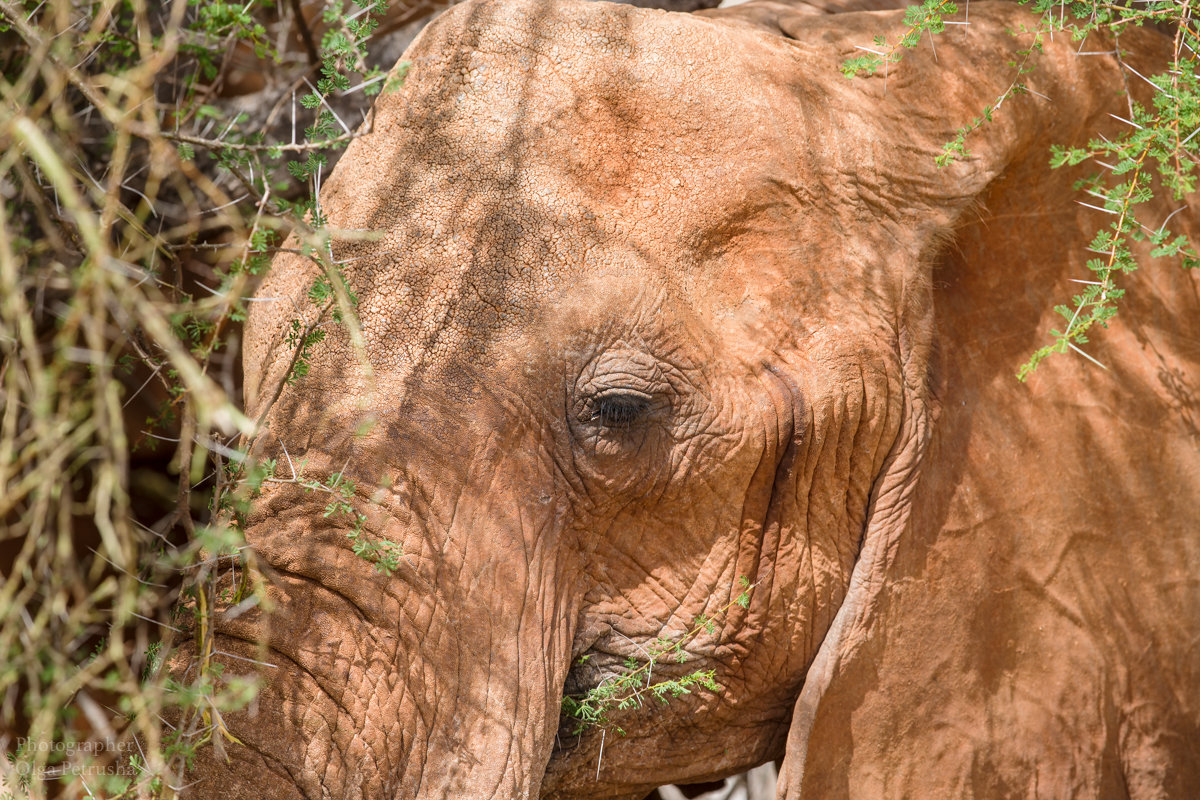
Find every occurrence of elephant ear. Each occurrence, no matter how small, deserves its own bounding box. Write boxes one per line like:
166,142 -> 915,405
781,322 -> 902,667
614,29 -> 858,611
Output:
751,5 -> 1200,798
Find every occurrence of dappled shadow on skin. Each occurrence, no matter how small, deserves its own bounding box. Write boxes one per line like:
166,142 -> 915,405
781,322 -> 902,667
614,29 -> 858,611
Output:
312,0 -> 651,405
797,97 -> 1200,796
1119,228 -> 1200,445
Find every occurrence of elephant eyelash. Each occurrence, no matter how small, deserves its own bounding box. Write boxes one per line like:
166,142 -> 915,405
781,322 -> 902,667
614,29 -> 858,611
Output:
590,390 -> 653,428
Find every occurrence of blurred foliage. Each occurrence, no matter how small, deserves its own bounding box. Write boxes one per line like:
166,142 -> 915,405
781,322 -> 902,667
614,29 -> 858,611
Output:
0,0 -> 399,795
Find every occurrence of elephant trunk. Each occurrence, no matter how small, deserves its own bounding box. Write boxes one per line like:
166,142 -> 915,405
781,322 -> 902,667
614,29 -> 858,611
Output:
181,458 -> 577,800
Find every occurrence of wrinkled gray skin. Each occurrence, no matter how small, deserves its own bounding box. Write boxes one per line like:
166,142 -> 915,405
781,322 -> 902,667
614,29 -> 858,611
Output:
182,1 -> 1200,798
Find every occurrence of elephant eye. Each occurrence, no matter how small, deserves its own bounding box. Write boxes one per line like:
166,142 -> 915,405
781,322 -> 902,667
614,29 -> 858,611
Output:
591,389 -> 652,428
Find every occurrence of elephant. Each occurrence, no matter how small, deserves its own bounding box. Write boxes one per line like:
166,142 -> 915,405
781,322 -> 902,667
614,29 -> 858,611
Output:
184,0 -> 1200,796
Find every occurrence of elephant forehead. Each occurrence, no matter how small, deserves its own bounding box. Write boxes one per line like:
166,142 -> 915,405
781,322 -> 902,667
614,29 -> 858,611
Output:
322,0 -> 808,237
251,0 -> 833,408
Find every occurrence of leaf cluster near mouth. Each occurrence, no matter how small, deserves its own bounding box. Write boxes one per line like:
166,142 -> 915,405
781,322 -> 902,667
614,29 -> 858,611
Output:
560,576 -> 754,736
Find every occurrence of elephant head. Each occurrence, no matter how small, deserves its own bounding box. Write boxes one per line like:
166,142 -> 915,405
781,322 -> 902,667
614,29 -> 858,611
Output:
186,1 -> 1200,797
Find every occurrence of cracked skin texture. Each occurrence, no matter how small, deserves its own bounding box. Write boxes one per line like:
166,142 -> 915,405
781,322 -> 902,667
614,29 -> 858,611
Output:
181,0 -> 1200,798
